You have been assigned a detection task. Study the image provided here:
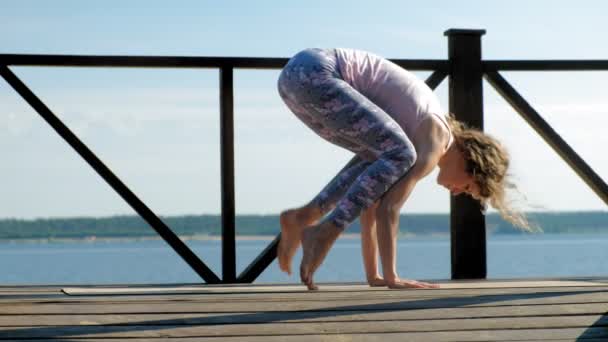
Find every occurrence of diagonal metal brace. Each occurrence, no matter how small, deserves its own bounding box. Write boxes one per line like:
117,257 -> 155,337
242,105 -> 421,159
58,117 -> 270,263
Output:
0,65 -> 221,284
485,70 -> 608,206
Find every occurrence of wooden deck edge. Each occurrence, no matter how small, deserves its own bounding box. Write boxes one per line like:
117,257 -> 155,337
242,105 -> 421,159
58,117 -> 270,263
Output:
60,278 -> 608,296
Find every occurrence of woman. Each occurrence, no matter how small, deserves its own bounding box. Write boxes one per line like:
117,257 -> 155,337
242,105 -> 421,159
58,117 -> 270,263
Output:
276,48 -> 528,290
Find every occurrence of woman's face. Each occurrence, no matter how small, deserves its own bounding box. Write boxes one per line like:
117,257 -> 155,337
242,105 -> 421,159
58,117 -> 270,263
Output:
437,146 -> 481,199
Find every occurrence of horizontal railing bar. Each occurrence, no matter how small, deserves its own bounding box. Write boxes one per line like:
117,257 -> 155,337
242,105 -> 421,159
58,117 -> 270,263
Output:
484,60 -> 608,71
0,54 -> 449,70
0,54 -> 288,69
388,60 -> 449,70
8,55 -> 607,71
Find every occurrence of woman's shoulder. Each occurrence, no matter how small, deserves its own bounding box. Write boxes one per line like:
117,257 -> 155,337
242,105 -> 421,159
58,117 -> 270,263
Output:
335,48 -> 386,62
413,114 -> 452,153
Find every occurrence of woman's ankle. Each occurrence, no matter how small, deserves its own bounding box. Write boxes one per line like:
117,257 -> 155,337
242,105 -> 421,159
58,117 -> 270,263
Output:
296,205 -> 322,225
366,273 -> 383,283
366,274 -> 386,287
383,273 -> 400,286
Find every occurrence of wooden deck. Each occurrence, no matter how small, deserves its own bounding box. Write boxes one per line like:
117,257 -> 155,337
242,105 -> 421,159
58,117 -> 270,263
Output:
1,278 -> 607,341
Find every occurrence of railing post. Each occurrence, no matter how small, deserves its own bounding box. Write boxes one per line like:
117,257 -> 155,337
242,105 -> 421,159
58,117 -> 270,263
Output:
444,28 -> 487,279
220,66 -> 237,283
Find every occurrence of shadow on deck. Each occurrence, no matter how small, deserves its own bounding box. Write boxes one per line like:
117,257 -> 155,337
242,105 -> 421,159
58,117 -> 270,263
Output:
0,278 -> 607,341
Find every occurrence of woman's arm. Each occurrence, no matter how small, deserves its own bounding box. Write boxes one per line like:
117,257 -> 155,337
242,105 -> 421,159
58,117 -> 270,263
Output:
374,116 -> 447,289
375,161 -> 433,287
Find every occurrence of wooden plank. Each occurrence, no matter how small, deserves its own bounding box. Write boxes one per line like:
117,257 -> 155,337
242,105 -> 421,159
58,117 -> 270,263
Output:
7,286 -> 601,301
1,281 -> 607,341
61,280 -> 608,295
3,278 -> 606,297
0,288 -> 62,295
2,290 -> 608,314
0,303 -> 606,326
0,315 -> 606,338
4,333 -> 608,342
3,286 -> 608,307
51,287 -> 608,302
0,291 -> 62,297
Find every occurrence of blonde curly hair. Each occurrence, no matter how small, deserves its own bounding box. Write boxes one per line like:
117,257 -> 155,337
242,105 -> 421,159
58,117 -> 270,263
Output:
446,115 -> 536,232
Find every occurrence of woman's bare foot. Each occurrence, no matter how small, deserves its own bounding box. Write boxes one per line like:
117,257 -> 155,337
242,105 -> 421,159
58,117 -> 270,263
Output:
300,222 -> 343,290
278,208 -> 317,275
367,275 -> 386,287
386,277 -> 440,289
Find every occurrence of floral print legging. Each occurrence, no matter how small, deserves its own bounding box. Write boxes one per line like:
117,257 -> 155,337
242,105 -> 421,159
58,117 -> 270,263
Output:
277,48 -> 417,229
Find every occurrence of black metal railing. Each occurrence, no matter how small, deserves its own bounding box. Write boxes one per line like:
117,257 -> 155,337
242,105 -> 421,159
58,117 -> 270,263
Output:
1,28 -> 606,283
483,71 -> 608,205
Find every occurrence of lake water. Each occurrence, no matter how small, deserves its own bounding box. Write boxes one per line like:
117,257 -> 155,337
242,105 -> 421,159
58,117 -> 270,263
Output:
1,233 -> 607,284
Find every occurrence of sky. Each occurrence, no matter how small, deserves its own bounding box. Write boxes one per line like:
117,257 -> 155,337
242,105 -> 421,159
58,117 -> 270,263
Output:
0,0 -> 607,219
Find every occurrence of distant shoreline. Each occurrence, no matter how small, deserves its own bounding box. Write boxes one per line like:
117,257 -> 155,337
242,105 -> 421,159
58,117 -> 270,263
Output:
0,233 -> 353,244
3,231 -> 608,244
0,233 -> 427,244
1,211 -> 606,242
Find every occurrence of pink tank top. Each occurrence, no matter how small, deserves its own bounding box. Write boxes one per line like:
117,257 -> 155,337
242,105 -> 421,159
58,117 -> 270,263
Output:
334,48 -> 452,148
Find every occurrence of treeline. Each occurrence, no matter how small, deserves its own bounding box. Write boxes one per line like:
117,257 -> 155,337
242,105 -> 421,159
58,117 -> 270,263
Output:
0,211 -> 606,240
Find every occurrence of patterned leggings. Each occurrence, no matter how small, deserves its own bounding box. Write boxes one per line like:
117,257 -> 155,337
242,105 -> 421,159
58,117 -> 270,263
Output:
277,48 -> 417,229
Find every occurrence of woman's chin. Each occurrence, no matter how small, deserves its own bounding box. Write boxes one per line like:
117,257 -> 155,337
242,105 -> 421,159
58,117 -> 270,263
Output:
435,174 -> 445,187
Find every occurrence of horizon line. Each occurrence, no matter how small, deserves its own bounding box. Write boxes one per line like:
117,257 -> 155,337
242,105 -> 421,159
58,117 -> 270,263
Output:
2,209 -> 607,221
